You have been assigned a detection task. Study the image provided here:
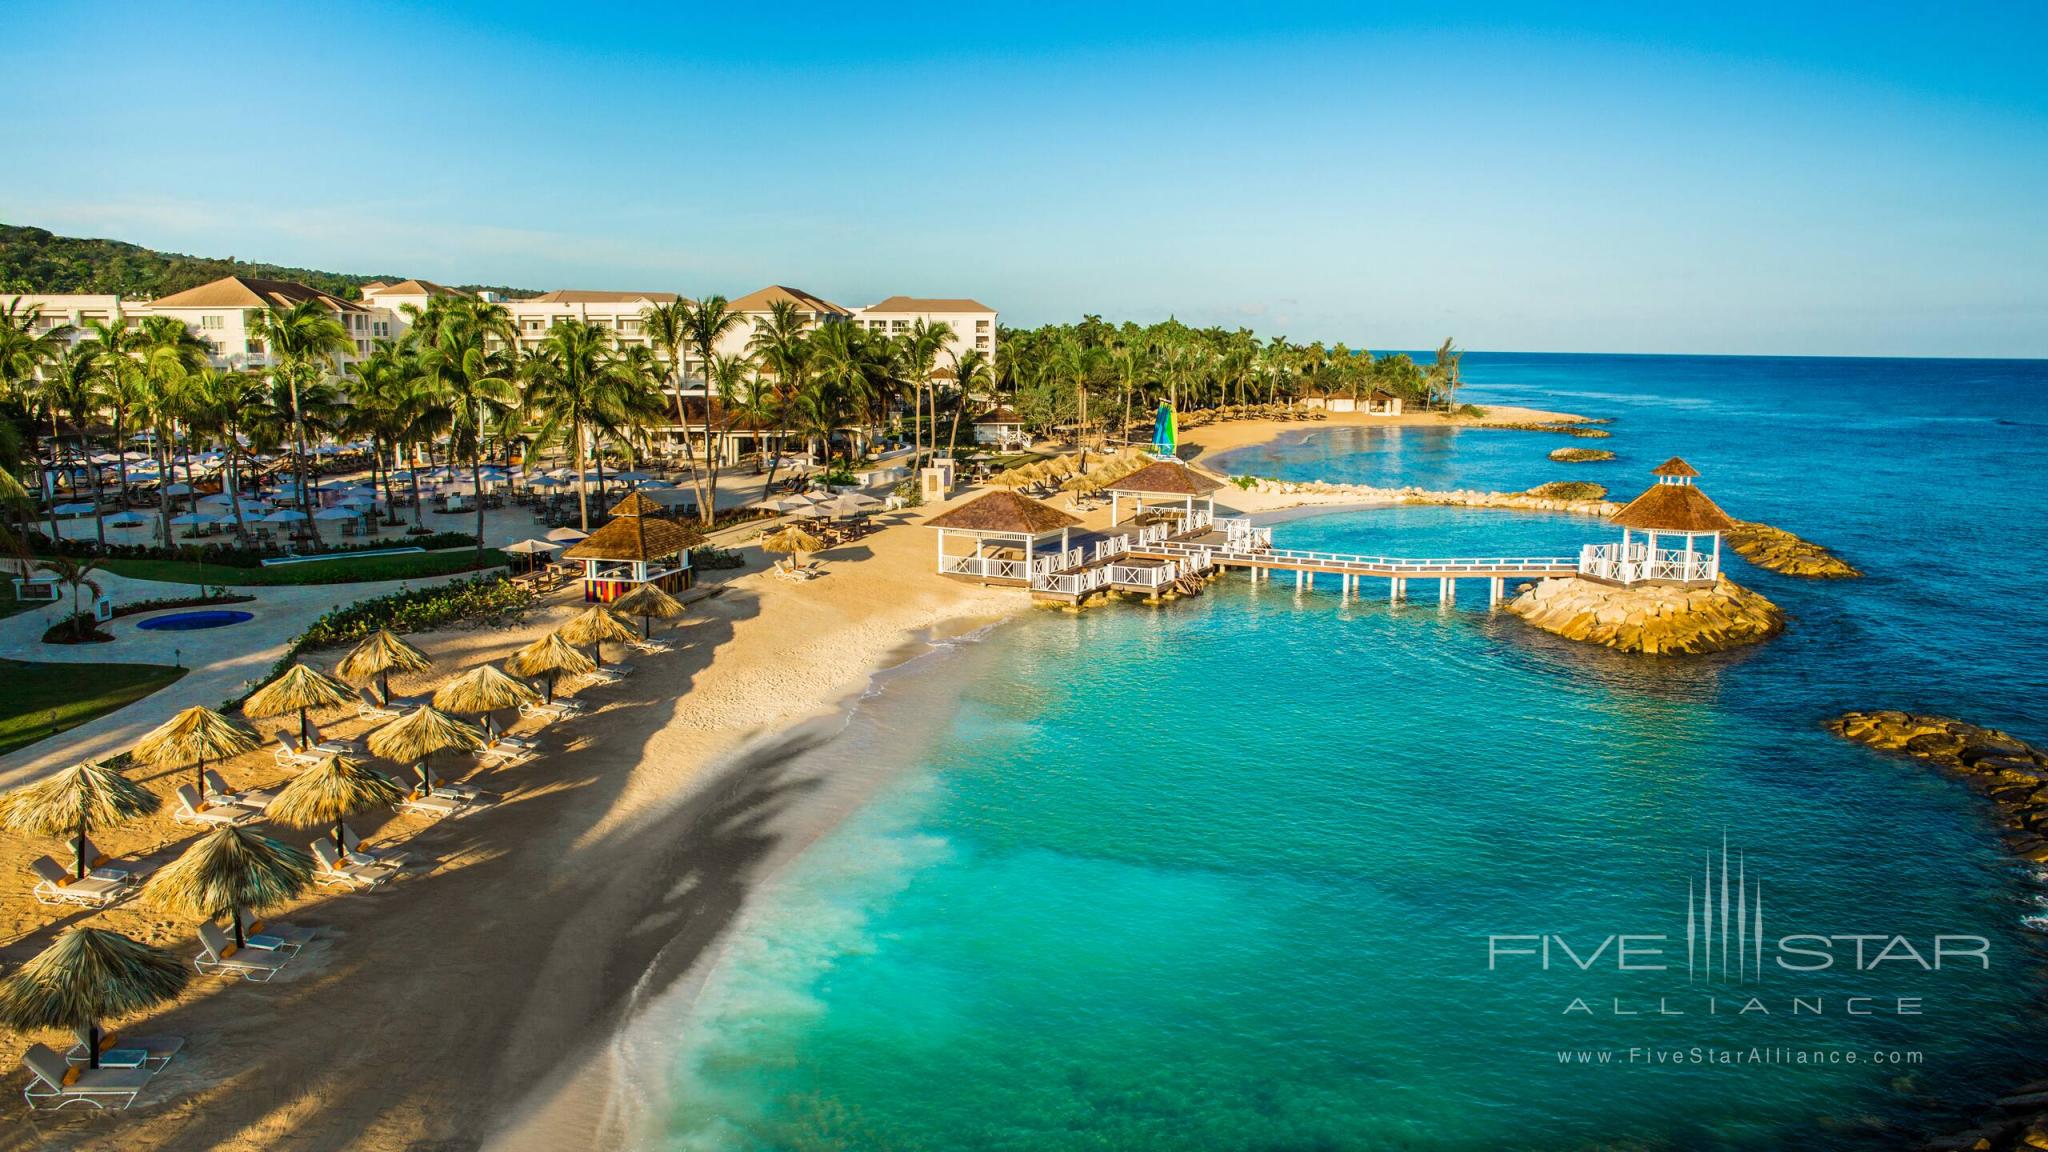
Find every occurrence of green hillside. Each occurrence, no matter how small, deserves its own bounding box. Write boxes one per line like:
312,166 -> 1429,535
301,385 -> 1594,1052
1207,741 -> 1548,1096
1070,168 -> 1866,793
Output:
0,222 -> 534,300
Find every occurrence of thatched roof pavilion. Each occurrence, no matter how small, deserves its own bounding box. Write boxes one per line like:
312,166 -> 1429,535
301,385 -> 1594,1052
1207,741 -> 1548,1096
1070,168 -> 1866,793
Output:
1101,460 -> 1225,528
1581,458 -> 1733,586
561,491 -> 702,603
927,491 -> 1082,584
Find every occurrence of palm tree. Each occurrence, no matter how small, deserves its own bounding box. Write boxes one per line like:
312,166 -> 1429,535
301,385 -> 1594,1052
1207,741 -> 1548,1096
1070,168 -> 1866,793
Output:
639,297 -> 696,472
898,318 -> 956,460
745,300 -> 812,490
36,555 -> 102,629
682,296 -> 747,527
142,826 -> 312,950
418,299 -> 518,561
136,316 -> 211,542
1052,335 -> 1106,470
522,319 -> 627,532
945,347 -> 993,458
0,758 -> 158,880
0,927 -> 187,1069
187,369 -> 272,540
1429,337 -> 1464,410
251,300 -> 353,546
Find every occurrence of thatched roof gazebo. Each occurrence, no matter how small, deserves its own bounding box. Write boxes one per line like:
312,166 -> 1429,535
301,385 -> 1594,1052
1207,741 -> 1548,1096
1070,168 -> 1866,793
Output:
1102,460 -> 1226,529
926,490 -> 1083,585
1579,457 -> 1736,587
560,491 -> 701,604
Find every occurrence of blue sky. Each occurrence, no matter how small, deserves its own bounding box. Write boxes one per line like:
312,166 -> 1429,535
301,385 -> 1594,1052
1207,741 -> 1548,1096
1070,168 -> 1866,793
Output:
7,2 -> 2045,357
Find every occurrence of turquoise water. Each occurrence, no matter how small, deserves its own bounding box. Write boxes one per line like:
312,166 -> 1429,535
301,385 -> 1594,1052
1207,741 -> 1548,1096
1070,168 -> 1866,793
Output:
653,355 -> 2048,1150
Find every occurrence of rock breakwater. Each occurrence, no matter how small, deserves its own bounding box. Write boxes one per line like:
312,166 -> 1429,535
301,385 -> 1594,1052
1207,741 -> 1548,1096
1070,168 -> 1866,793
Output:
1506,575 -> 1785,654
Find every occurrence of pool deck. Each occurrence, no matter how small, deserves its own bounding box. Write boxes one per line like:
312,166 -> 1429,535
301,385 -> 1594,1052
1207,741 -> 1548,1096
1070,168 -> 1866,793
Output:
0,567 -> 494,789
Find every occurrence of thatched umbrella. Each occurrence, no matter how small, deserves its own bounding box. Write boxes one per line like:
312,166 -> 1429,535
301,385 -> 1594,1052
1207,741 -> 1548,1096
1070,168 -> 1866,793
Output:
0,760 -> 158,880
243,663 -> 353,745
432,664 -> 538,742
505,632 -> 593,705
559,604 -> 638,668
367,705 -> 482,793
760,525 -> 826,570
613,581 -> 684,639
132,706 -> 258,799
333,629 -> 432,706
266,755 -> 406,852
141,826 -> 312,949
0,928 -> 188,1069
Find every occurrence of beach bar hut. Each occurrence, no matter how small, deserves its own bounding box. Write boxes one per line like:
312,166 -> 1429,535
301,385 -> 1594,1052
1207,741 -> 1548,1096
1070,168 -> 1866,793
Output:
1578,457 -> 1734,587
1103,460 -> 1225,530
972,406 -> 1028,449
560,492 -> 698,603
927,490 -> 1082,585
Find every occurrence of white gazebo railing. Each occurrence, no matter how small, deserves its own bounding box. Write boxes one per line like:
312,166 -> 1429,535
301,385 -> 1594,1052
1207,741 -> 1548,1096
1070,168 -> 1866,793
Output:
1578,542 -> 1719,585
1218,517 -> 1272,550
1033,565 -> 1113,596
1108,560 -> 1182,590
942,554 -> 1030,581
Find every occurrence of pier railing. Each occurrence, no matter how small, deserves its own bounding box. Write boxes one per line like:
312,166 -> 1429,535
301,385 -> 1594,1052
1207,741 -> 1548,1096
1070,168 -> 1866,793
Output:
1136,538 -> 1576,577
1218,517 -> 1273,550
1577,543 -> 1718,585
1033,565 -> 1113,596
942,555 -> 1028,581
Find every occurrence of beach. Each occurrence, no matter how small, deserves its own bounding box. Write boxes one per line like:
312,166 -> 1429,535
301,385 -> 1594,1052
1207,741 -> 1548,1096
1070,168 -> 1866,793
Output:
0,498 -> 1026,1152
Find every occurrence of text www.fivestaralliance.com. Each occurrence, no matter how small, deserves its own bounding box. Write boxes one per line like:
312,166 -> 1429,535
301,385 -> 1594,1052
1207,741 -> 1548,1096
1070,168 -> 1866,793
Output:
1557,1048 -> 1924,1067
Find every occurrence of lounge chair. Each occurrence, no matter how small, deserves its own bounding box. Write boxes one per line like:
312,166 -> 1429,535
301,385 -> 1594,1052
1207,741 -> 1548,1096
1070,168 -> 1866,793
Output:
30,857 -> 131,907
194,921 -> 292,982
21,1044 -> 154,1111
340,825 -> 409,867
476,738 -> 535,767
518,697 -> 584,722
305,722 -> 364,755
411,766 -> 490,803
580,663 -> 635,685
203,769 -> 279,813
175,784 -> 256,828
65,1028 -> 184,1069
355,686 -> 402,719
311,837 -> 397,888
63,834 -> 120,876
397,790 -> 466,818
628,636 -> 674,654
273,735 -> 324,768
233,910 -> 316,954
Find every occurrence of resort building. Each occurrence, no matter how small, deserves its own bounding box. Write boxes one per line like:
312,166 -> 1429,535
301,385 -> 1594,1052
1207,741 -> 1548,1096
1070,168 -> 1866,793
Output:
560,491 -> 698,603
1,276 -> 372,368
1578,458 -> 1733,586
852,296 -> 997,366
927,490 -> 1082,585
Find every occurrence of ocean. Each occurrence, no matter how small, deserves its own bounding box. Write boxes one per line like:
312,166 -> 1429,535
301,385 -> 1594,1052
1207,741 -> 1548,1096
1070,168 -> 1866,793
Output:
636,354 -> 2048,1150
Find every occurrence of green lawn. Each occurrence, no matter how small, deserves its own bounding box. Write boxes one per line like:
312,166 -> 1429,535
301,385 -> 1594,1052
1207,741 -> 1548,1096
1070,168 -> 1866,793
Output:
0,659 -> 188,758
79,548 -> 509,587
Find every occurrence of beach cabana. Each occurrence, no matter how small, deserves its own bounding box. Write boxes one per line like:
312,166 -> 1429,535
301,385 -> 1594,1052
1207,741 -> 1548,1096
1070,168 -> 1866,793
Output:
559,492 -> 700,603
926,490 -> 1082,584
1578,457 -> 1734,587
1102,460 -> 1225,529
1365,388 -> 1404,416
973,406 -> 1028,448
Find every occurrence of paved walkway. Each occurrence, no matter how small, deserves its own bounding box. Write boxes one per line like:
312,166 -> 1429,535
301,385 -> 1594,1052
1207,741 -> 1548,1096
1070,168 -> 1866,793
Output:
0,566 -> 492,788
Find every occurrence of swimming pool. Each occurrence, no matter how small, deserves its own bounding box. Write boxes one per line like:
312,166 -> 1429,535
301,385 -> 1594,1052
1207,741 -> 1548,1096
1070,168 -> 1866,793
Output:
135,610 -> 255,631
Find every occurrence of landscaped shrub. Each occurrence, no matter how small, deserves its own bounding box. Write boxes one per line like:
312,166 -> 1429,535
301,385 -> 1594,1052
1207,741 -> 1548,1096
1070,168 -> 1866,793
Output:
30,530 -> 481,567
227,575 -> 535,706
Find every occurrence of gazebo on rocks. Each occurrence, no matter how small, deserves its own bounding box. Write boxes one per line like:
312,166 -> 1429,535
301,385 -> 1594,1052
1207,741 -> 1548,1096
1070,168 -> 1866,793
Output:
927,490 -> 1082,585
1578,457 -> 1736,587
561,491 -> 701,603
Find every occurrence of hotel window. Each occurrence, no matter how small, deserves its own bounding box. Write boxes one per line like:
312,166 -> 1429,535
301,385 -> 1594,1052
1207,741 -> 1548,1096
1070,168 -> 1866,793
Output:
976,320 -> 990,331
976,335 -> 990,348
246,340 -> 265,355
200,314 -> 224,329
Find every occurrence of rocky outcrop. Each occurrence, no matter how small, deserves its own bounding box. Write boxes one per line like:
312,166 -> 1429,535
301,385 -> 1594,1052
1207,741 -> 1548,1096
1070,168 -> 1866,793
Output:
1486,421 -> 1612,439
1506,575 -> 1784,655
1238,477 -> 1620,518
1549,447 -> 1617,463
1827,712 -> 2048,1151
1727,519 -> 1861,578
1524,481 -> 1607,502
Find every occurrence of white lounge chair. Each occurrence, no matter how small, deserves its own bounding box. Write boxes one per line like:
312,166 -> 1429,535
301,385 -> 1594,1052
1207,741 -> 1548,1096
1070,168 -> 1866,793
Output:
233,910 -> 316,954
273,735 -> 324,768
411,766 -> 490,803
476,740 -> 534,767
63,835 -> 129,879
305,722 -> 363,755
397,790 -> 466,818
175,784 -> 256,828
203,769 -> 279,813
194,921 -> 292,981
340,824 -> 409,867
628,636 -> 673,654
21,1044 -> 153,1110
355,686 -> 403,719
65,1028 -> 184,1069
581,662 -> 635,684
311,837 -> 397,889
30,857 -> 130,907
519,697 -> 585,722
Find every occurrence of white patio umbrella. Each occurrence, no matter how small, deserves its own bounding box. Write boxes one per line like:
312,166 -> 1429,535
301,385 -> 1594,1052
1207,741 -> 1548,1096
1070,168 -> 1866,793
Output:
162,482 -> 194,496
169,512 -> 217,526
261,509 -> 308,524
104,510 -> 149,527
758,494 -> 817,514
313,506 -> 361,521
544,526 -> 589,543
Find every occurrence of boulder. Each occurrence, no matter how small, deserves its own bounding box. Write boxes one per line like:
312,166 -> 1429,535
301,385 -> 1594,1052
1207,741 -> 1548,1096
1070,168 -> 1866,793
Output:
1505,575 -> 1785,655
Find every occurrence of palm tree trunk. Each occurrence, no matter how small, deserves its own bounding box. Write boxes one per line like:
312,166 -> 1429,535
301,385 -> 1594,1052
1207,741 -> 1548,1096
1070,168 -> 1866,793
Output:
228,446 -> 247,541
288,370 -> 320,550
89,443 -> 105,546
113,409 -> 129,530
573,422 -> 590,531
472,453 -> 486,566
408,445 -> 425,531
